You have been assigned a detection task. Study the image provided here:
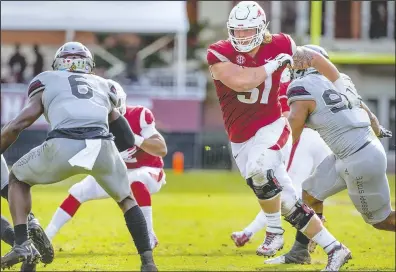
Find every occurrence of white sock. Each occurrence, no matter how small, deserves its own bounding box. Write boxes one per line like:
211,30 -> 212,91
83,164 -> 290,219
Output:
140,206 -> 153,235
312,228 -> 340,254
264,211 -> 283,234
244,210 -> 267,235
45,208 -> 72,241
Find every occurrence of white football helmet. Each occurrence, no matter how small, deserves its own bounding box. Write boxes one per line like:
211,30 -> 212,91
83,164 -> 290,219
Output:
108,79 -> 127,115
227,1 -> 269,53
52,42 -> 95,73
291,44 -> 329,80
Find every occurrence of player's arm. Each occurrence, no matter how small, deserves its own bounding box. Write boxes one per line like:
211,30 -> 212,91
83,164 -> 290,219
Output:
292,46 -> 346,93
135,109 -> 167,157
360,101 -> 392,138
1,93 -> 44,154
210,62 -> 274,92
108,109 -> 135,152
138,134 -> 167,158
288,100 -> 314,144
286,83 -> 316,143
207,48 -> 289,93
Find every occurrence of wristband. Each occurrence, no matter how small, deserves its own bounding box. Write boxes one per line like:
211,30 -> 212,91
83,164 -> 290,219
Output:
333,77 -> 346,94
134,134 -> 144,147
263,60 -> 279,76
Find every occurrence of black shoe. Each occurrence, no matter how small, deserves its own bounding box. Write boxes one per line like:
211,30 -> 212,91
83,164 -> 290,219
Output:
140,251 -> 157,272
28,215 -> 54,264
1,240 -> 41,270
20,261 -> 37,272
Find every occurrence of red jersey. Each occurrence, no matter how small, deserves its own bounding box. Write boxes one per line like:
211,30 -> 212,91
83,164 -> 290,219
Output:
279,81 -> 291,113
123,106 -> 164,169
206,33 -> 295,143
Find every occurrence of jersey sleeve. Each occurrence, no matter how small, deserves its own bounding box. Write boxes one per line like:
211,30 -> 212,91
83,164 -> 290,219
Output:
279,82 -> 290,112
206,42 -> 231,66
139,108 -> 160,139
27,71 -> 49,98
287,80 -> 316,106
284,34 -> 297,56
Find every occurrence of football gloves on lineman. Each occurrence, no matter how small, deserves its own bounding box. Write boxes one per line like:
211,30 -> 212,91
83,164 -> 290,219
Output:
273,53 -> 294,70
378,126 -> 392,138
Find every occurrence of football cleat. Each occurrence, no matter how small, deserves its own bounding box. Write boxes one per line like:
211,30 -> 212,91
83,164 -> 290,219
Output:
28,214 -> 54,264
231,231 -> 253,247
256,231 -> 284,257
264,246 -> 311,264
140,251 -> 157,272
20,261 -> 37,272
1,240 -> 41,270
322,243 -> 352,271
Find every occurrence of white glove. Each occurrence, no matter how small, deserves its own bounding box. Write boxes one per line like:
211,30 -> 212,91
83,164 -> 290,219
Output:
264,53 -> 294,76
120,146 -> 138,163
273,53 -> 294,69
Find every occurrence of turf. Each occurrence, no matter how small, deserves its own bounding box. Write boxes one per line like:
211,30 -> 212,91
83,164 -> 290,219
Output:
1,171 -> 395,271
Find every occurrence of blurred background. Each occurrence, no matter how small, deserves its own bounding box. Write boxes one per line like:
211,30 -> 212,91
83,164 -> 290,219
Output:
1,1 -> 395,172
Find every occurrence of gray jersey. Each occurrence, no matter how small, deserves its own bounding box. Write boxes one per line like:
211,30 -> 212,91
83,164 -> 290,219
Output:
28,71 -> 120,132
287,73 -> 374,159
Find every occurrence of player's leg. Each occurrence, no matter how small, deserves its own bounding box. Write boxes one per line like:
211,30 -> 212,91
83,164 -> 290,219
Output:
45,175 -> 110,240
239,120 -> 293,256
266,154 -> 349,268
92,140 -> 156,271
1,138 -> 98,268
1,215 -> 15,246
343,139 -> 394,232
130,168 -> 165,249
1,154 -> 53,266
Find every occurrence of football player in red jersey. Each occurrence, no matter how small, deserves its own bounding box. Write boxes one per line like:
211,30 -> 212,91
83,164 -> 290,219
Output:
207,2 -> 351,270
230,67 -> 331,257
45,80 -> 167,250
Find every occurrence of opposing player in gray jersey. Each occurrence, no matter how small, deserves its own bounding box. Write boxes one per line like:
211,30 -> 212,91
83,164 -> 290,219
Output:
0,42 -> 157,271
265,45 -> 394,268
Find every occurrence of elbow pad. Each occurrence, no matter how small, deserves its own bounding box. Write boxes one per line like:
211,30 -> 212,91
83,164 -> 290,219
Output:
109,115 -> 135,152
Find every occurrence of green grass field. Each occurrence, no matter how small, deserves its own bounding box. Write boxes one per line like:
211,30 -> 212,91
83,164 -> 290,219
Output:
1,171 -> 395,271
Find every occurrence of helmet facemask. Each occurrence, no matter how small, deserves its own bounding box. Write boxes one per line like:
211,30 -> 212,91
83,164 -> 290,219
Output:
52,42 -> 95,74
227,20 -> 269,53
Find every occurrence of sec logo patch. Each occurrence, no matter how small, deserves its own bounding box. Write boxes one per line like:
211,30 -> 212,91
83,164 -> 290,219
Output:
236,55 -> 246,65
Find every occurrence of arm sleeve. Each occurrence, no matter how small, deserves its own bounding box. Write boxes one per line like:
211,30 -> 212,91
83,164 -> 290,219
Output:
279,82 -> 290,112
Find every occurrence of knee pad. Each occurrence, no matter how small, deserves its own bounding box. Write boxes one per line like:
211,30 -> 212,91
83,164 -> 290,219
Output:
284,199 -> 315,230
246,169 -> 283,200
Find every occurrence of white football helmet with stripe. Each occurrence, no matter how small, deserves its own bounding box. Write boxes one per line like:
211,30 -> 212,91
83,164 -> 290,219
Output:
227,1 -> 269,53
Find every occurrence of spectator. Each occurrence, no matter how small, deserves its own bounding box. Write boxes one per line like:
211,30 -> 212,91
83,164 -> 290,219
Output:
33,44 -> 44,77
8,44 -> 27,83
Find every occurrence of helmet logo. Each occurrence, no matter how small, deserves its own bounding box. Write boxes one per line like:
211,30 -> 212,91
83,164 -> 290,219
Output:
236,55 -> 246,65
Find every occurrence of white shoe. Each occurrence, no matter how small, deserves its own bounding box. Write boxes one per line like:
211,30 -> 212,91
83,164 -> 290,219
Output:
256,231 -> 284,257
231,231 -> 253,247
322,243 -> 352,271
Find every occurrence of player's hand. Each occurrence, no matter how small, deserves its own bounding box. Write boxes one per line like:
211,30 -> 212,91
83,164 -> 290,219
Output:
120,146 -> 138,160
273,53 -> 294,70
378,126 -> 392,138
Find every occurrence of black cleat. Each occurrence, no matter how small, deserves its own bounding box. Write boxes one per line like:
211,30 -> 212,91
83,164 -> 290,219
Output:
20,261 -> 37,272
28,215 -> 54,264
140,251 -> 157,272
1,240 -> 41,270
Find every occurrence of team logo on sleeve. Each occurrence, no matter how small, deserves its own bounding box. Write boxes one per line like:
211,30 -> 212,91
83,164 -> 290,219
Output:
236,55 -> 246,65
